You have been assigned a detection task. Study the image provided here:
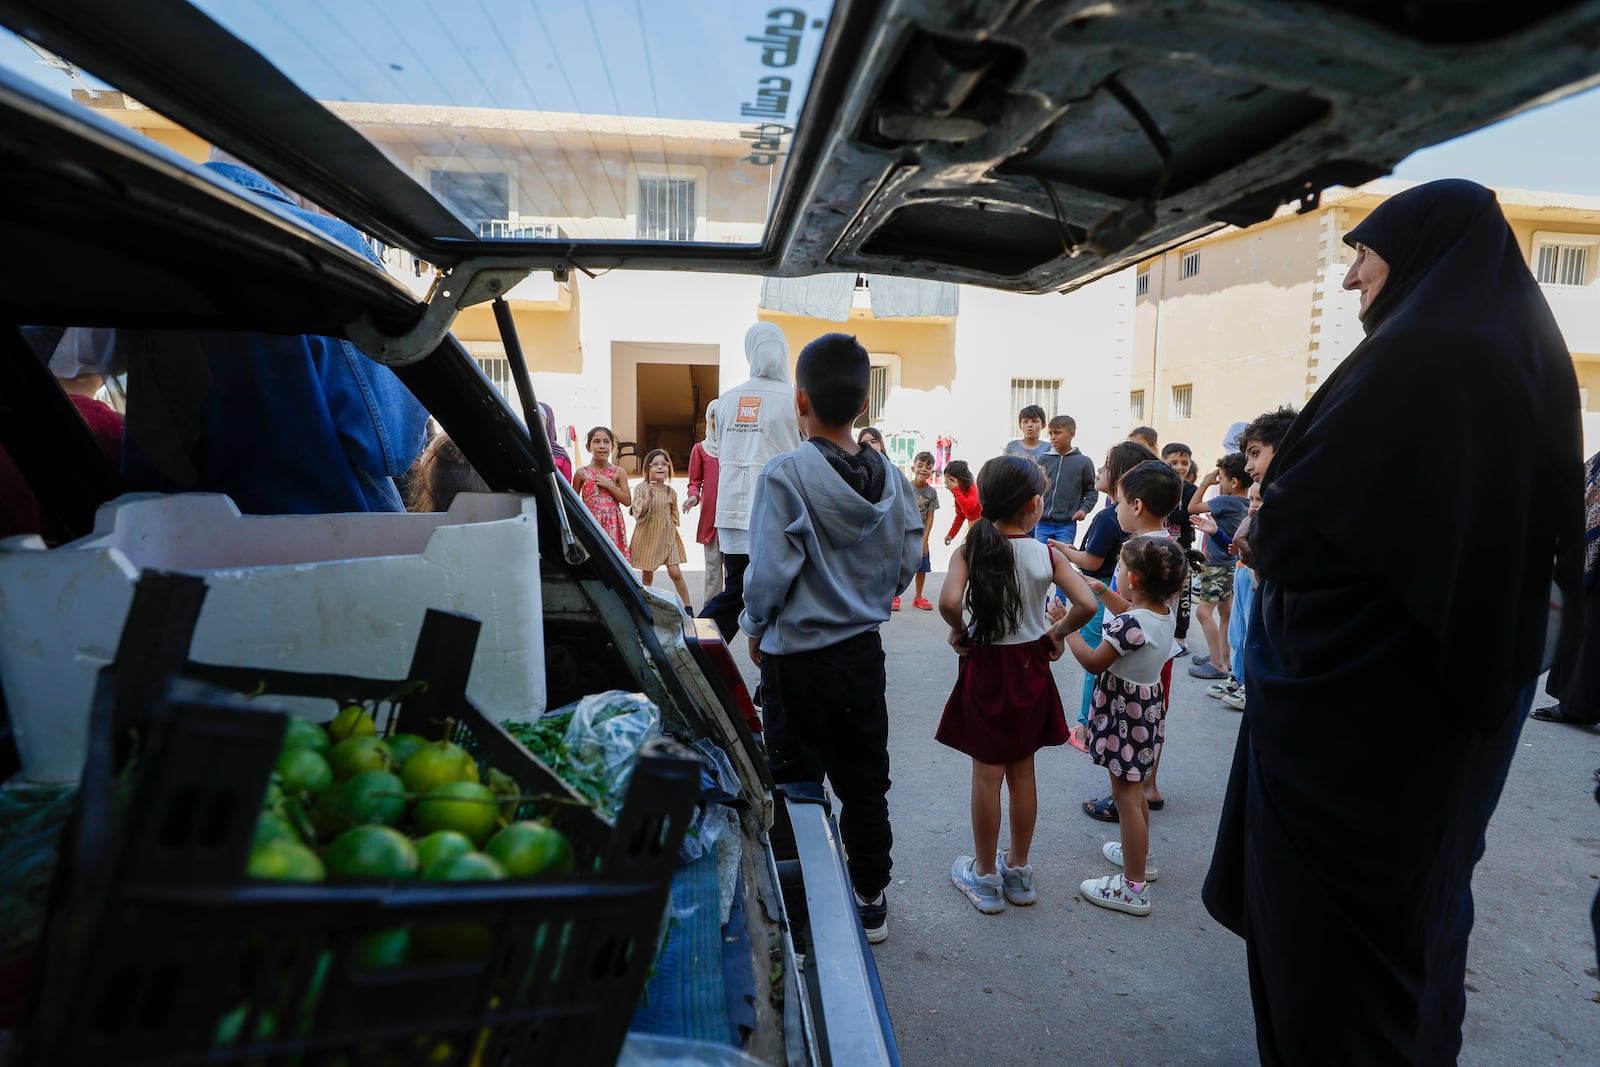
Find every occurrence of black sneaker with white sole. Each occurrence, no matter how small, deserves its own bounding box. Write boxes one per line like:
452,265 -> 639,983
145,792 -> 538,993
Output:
857,892 -> 888,944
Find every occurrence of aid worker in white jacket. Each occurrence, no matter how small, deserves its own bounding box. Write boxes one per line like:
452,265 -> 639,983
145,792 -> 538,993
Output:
700,322 -> 802,639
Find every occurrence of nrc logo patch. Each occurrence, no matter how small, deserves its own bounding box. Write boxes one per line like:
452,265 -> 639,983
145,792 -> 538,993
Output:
736,396 -> 762,424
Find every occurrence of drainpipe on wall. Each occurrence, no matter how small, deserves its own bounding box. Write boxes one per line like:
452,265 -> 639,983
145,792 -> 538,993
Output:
1149,252 -> 1165,438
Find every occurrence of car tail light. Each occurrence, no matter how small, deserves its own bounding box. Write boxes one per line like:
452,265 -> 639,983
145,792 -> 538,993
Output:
686,621 -> 762,735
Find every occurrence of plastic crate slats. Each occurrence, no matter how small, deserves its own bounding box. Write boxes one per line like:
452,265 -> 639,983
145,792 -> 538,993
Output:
28,570 -> 701,1067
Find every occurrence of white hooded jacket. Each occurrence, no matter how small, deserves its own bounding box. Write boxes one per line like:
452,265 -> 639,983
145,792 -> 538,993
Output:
713,323 -> 802,553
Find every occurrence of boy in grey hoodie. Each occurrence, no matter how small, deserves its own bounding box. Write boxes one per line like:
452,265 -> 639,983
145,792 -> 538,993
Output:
740,333 -> 923,944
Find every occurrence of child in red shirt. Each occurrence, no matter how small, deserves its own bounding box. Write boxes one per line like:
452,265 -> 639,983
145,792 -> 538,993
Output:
943,459 -> 981,545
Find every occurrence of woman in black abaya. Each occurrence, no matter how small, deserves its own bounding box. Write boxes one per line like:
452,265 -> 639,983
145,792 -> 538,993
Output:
1202,179 -> 1584,1065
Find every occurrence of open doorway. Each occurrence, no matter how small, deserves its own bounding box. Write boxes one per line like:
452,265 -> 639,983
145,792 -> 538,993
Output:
610,342 -> 720,473
636,363 -> 719,471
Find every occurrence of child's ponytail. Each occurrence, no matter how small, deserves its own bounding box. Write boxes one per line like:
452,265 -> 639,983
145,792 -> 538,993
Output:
962,456 -> 1046,645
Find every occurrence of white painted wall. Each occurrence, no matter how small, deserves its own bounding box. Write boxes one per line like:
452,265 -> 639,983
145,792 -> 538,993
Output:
945,271 -> 1134,468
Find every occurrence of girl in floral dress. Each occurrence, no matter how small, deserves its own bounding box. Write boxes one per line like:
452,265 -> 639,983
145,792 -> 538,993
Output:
573,426 -> 632,561
1064,534 -> 1187,916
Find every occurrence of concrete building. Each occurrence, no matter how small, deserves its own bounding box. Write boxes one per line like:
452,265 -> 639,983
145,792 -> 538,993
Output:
83,90 -> 1136,476
1131,179 -> 1600,460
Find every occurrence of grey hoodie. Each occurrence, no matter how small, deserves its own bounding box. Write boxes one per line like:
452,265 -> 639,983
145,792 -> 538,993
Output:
739,441 -> 923,654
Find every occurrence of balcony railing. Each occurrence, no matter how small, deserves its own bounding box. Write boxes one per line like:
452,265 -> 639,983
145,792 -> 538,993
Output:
477,218 -> 566,240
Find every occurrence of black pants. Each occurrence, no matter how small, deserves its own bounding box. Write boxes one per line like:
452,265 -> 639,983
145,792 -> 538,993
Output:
699,552 -> 749,641
760,631 -> 893,899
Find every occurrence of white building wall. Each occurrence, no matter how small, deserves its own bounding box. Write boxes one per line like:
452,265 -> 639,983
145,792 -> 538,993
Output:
947,270 -> 1134,467
541,269 -> 763,443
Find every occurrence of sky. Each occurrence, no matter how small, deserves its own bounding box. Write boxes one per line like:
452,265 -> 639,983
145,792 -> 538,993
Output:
1390,85 -> 1600,197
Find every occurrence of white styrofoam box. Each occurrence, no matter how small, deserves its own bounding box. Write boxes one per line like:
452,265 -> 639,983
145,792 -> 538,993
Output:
0,492 -> 544,784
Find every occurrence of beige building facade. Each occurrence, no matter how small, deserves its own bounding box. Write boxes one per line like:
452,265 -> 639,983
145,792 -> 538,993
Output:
1131,180 -> 1600,461
82,90 -> 1138,479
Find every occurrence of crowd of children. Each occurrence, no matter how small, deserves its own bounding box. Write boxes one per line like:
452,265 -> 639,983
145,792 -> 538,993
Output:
553,371 -> 1297,936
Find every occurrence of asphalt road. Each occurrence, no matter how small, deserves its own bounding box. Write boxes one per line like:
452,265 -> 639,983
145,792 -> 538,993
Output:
702,564 -> 1600,1066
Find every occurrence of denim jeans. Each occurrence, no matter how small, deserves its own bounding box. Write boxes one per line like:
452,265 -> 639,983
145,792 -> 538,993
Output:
1077,600 -> 1106,725
1034,518 -> 1079,550
1228,564 -> 1254,680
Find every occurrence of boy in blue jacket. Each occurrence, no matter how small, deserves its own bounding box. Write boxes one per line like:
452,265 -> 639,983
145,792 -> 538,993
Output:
741,332 -> 923,945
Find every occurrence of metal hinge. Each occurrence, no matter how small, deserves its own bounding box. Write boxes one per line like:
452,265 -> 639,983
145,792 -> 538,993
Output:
346,258 -> 536,366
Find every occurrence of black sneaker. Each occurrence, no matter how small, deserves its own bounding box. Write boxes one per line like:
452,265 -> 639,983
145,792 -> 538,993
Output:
857,892 -> 888,944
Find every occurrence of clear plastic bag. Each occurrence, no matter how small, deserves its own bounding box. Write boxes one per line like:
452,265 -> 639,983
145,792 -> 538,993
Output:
561,690 -> 661,817
679,738 -> 743,863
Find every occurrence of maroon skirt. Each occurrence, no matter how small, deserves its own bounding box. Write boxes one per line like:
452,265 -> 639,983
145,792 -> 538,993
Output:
936,635 -> 1069,764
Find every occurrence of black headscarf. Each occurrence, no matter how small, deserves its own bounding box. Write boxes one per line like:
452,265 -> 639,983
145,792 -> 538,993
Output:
1252,179 -> 1584,731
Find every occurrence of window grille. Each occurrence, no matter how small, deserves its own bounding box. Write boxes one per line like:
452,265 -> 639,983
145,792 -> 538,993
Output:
1129,389 -> 1145,422
1171,383 -> 1193,420
474,355 -> 514,400
637,177 -> 697,241
869,365 -> 889,421
1180,251 -> 1200,280
1136,268 -> 1150,296
1535,243 -> 1588,286
1010,378 -> 1062,431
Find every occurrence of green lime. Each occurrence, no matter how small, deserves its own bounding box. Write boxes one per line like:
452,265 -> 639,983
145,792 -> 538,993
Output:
385,733 -> 429,766
327,736 -> 393,781
323,825 -> 419,880
261,779 -> 285,813
282,718 -> 331,754
400,740 -> 479,794
339,770 -> 407,825
351,927 -> 411,969
422,851 -> 505,881
485,821 -> 574,877
253,812 -> 301,848
413,853 -> 503,963
246,840 -> 325,882
328,704 -> 377,743
413,781 -> 500,846
274,748 -> 333,795
313,771 -> 407,838
414,830 -> 474,871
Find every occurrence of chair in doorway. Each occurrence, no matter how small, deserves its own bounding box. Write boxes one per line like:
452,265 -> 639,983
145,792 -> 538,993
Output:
615,439 -> 640,473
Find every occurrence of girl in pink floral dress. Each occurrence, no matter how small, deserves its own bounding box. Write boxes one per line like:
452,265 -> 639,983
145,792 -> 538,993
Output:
573,426 -> 632,561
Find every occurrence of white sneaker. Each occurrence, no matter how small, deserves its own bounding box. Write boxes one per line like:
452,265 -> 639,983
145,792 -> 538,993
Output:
951,855 -> 1005,914
1206,678 -> 1241,700
1101,840 -> 1158,882
1079,872 -> 1151,916
996,850 -> 1037,905
1221,687 -> 1246,710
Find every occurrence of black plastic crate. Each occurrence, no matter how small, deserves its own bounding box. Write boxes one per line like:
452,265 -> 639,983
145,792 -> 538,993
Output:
27,571 -> 700,1066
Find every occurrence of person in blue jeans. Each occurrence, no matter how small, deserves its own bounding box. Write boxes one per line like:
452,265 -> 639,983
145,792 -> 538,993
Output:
1036,415 -> 1098,559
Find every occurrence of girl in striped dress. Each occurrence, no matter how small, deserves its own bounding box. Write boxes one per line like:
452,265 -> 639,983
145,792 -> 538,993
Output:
630,449 -> 694,611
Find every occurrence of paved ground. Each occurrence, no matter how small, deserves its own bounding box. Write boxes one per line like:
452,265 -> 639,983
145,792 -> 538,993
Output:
687,554 -> 1600,1066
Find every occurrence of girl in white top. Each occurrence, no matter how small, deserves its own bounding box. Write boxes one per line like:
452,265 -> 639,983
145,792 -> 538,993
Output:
937,456 -> 1097,914
1064,535 -> 1189,916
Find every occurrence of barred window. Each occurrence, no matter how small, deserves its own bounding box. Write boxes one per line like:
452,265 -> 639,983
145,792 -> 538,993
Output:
1535,242 -> 1588,286
1136,267 -> 1150,296
637,177 -> 697,241
474,355 -> 514,400
1129,389 -> 1145,422
1170,383 -> 1193,420
1180,250 -> 1200,280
